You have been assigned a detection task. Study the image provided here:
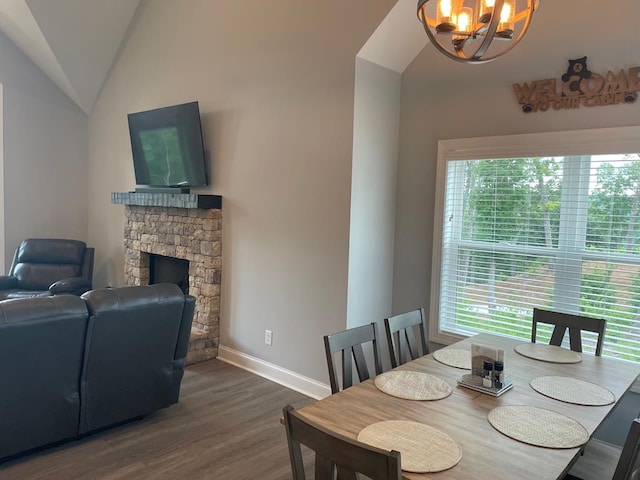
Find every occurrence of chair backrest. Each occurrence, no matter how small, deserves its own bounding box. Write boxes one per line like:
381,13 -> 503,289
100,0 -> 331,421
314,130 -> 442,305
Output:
323,323 -> 382,394
283,404 -> 402,480
8,238 -> 94,290
0,295 -> 89,459
78,283 -> 194,434
384,308 -> 429,368
532,308 -> 606,356
614,418 -> 640,480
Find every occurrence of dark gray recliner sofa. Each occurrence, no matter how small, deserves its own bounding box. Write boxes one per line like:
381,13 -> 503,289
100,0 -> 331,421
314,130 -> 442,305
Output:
0,283 -> 195,462
0,238 -> 95,299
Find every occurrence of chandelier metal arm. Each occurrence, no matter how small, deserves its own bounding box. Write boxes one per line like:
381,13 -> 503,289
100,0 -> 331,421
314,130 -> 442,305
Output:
470,0 -> 504,60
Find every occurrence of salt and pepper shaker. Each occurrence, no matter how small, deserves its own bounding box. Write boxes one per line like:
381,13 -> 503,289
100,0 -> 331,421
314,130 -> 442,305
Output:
494,361 -> 504,389
482,360 -> 494,388
480,359 -> 505,390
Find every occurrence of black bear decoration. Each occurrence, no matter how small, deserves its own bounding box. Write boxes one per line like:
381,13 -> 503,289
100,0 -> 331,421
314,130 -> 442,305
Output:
561,56 -> 592,94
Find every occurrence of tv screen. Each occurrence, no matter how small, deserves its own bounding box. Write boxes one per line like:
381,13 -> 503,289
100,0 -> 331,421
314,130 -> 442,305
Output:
128,101 -> 208,188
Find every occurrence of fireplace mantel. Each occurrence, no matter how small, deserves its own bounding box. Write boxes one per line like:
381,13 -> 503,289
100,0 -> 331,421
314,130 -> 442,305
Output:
111,192 -> 222,209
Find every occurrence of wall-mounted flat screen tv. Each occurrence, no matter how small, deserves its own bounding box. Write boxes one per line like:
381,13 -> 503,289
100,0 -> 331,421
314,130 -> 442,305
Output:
128,101 -> 208,188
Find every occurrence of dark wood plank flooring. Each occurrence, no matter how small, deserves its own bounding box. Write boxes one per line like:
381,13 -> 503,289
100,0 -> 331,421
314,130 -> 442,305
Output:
0,359 -> 314,479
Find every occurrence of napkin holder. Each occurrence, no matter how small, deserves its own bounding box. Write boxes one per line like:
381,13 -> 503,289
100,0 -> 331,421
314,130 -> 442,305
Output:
457,343 -> 513,396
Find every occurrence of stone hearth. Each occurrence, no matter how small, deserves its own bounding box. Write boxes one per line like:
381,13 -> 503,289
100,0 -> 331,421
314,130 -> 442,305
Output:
112,192 -> 222,364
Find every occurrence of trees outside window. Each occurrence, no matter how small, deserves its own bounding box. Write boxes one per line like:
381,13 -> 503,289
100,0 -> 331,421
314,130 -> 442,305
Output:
432,129 -> 640,361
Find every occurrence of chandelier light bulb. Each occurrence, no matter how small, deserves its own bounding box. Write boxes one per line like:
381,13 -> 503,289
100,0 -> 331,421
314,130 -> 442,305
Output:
480,0 -> 495,23
500,2 -> 512,21
457,7 -> 473,32
440,0 -> 452,17
436,0 -> 458,33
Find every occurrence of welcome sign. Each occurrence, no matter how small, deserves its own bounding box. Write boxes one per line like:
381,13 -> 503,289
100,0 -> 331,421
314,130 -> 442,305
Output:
513,56 -> 640,113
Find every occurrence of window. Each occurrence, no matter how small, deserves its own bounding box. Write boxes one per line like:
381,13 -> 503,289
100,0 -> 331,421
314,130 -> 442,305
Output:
431,127 -> 640,361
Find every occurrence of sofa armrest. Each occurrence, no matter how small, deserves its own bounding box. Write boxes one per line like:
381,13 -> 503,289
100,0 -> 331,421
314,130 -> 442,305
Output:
174,295 -> 196,361
0,275 -> 19,290
49,277 -> 92,296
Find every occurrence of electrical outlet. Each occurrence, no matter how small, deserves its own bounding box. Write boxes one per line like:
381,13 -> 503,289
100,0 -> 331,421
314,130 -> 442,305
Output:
264,329 -> 273,346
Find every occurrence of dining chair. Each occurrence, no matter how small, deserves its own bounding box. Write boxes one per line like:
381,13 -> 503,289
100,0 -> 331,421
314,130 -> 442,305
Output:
282,404 -> 402,480
323,323 -> 382,394
565,417 -> 640,480
384,308 -> 429,368
532,307 -> 607,356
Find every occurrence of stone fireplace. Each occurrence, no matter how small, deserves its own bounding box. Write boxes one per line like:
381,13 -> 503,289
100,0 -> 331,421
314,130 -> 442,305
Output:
112,192 -> 222,364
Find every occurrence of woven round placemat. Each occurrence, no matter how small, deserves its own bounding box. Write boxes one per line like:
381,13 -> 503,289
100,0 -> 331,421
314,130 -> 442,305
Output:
374,371 -> 452,401
433,348 -> 472,370
487,405 -> 589,449
530,376 -> 615,406
514,343 -> 582,364
357,420 -> 462,473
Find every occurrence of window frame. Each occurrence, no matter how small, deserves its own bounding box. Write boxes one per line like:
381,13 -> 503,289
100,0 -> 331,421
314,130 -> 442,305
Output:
430,126 -> 640,346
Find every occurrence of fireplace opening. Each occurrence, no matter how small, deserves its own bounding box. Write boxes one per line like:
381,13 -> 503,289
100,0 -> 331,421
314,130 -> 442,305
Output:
149,254 -> 189,294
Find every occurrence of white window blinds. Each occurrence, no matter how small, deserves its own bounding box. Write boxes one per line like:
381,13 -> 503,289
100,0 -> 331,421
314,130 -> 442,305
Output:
437,154 -> 640,361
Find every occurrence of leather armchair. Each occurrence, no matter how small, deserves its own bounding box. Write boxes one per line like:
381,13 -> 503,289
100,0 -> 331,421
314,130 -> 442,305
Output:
0,238 -> 94,300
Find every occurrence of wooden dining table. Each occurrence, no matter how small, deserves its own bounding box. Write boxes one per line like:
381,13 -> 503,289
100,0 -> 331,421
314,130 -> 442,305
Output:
296,333 -> 640,479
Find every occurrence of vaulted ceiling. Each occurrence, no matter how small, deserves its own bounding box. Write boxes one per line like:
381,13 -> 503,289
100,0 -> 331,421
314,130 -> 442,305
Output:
0,0 -> 140,114
0,0 -> 425,114
357,0 -> 426,73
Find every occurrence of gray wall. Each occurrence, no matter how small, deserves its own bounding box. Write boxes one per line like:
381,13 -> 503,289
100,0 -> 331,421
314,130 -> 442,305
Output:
347,58 -> 401,329
87,0 -> 395,384
0,30 -> 88,267
393,1 -> 640,321
347,58 -> 401,369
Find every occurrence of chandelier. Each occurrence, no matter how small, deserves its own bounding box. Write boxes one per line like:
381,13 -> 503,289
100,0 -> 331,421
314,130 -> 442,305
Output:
417,0 -> 540,64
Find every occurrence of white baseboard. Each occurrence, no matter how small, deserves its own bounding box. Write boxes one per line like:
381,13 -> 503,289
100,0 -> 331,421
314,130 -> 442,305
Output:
217,344 -> 331,400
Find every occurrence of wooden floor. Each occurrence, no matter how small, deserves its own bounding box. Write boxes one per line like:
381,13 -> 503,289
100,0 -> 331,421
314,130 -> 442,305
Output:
0,359 -> 314,479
